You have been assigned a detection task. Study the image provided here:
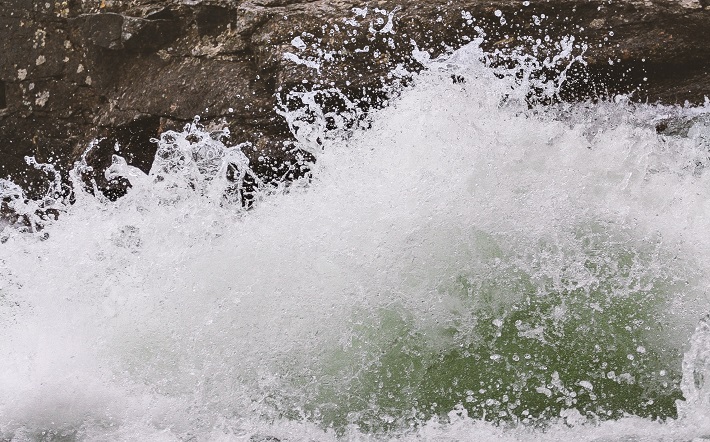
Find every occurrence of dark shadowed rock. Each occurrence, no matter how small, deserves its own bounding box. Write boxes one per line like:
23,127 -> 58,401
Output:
75,12 -> 179,51
0,0 -> 709,201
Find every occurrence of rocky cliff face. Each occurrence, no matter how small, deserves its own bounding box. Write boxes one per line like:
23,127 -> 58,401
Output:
1,0 -> 709,201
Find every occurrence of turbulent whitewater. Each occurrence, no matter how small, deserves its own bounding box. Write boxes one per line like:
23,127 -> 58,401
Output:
2,40 -> 710,441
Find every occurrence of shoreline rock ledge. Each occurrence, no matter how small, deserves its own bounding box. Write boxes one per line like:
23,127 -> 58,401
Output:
1,0 -> 709,201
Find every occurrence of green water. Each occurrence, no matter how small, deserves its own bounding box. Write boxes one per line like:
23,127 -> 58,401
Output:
301,224 -> 691,434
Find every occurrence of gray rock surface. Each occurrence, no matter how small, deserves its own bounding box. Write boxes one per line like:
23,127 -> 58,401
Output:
1,0 -> 709,200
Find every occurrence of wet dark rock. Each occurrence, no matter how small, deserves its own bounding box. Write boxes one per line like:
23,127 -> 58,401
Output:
0,0 -> 709,201
74,12 -> 180,52
0,79 -> 7,110
195,5 -> 232,36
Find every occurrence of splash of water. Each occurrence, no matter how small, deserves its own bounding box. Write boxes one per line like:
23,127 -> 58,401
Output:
2,33 -> 710,442
678,316 -> 710,424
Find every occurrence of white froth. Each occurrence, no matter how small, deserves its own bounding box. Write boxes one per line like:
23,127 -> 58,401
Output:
1,41 -> 710,441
